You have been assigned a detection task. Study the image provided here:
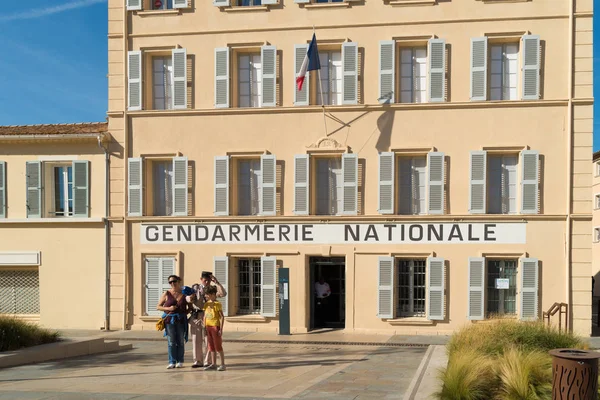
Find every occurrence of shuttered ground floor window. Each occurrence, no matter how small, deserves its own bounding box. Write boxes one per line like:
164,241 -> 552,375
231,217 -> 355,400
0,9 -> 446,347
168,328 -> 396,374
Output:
487,259 -> 517,317
0,269 -> 40,315
397,259 -> 426,317
238,258 -> 261,314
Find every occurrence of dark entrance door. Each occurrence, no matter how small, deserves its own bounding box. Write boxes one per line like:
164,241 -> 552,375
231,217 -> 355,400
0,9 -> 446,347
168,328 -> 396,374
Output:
309,256 -> 345,330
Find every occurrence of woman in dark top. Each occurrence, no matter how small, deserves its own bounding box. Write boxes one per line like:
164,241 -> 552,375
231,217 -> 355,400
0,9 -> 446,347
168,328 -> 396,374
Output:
157,275 -> 189,369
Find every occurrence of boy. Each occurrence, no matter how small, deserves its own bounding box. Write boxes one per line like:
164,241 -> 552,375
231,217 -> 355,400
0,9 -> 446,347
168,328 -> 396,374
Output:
203,285 -> 226,371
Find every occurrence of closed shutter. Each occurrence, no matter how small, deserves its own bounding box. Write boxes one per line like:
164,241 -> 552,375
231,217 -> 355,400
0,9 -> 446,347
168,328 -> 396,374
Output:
173,0 -> 188,8
128,51 -> 142,111
294,154 -> 309,215
0,162 -> 5,218
378,152 -> 395,214
377,257 -> 395,318
521,35 -> 541,100
127,0 -> 142,11
261,46 -> 277,107
172,49 -> 187,109
72,161 -> 89,217
342,42 -> 358,105
26,161 -> 42,218
260,154 -> 276,216
470,37 -> 488,101
428,39 -> 446,102
172,157 -> 188,216
214,257 -> 229,316
342,153 -> 358,215
215,47 -> 230,108
469,151 -> 487,214
520,258 -> 539,321
294,44 -> 310,106
128,158 -> 143,217
427,152 -> 445,215
214,156 -> 229,216
427,257 -> 445,321
213,0 -> 230,5
468,257 -> 485,320
521,150 -> 539,214
145,258 -> 161,316
379,40 -> 395,104
260,256 -> 277,317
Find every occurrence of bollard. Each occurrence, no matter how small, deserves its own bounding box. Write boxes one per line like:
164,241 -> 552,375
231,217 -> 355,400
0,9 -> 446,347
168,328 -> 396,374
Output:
549,348 -> 600,400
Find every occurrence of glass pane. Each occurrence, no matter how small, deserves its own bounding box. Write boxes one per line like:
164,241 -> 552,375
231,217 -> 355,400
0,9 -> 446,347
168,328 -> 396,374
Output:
54,167 -> 65,216
238,259 -> 251,313
153,161 -> 173,216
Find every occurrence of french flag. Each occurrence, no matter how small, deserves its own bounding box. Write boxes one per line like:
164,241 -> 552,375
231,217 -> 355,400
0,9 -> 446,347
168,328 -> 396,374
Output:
296,33 -> 320,92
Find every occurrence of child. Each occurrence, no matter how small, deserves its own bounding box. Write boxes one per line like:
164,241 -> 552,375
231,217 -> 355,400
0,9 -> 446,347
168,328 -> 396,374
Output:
202,285 -> 226,371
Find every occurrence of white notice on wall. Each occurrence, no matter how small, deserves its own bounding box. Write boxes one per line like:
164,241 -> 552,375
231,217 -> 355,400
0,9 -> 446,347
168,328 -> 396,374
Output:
283,283 -> 288,300
495,278 -> 510,290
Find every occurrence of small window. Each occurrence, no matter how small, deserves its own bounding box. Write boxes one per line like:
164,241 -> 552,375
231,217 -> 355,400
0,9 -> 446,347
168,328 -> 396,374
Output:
315,157 -> 343,215
490,43 -> 519,101
152,161 -> 173,216
488,154 -> 518,214
397,259 -> 426,317
152,57 -> 173,110
238,53 -> 262,108
398,156 -> 426,215
52,165 -> 73,217
399,47 -> 427,104
595,195 -> 600,210
236,0 -> 262,4
595,228 -> 600,243
486,259 -> 517,317
237,258 -> 262,314
237,159 -> 262,216
315,0 -> 344,3
152,0 -> 173,9
316,51 -> 343,106
596,162 -> 600,177
0,269 -> 40,315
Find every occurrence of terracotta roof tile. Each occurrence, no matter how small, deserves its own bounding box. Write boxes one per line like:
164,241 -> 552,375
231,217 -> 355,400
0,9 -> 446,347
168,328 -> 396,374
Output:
0,122 -> 108,136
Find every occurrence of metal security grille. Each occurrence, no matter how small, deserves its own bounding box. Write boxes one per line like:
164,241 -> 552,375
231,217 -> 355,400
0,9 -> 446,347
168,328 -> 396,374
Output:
238,259 -> 261,314
0,270 -> 40,315
398,259 -> 426,317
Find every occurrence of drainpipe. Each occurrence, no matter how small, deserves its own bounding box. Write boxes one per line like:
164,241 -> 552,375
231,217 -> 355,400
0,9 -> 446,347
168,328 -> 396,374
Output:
98,135 -> 111,331
122,2 -> 130,331
566,0 -> 574,331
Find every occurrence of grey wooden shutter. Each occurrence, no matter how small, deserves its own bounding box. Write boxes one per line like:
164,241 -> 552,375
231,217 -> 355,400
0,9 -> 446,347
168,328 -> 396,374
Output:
427,152 -> 445,215
469,151 -> 487,214
261,46 -> 277,107
342,42 -> 358,105
26,161 -> 42,218
468,257 -> 485,320
377,256 -> 395,319
161,258 -> 175,293
72,160 -> 89,218
128,51 -> 142,111
379,40 -> 395,104
0,162 -> 6,218
470,37 -> 488,101
260,154 -> 276,216
428,39 -> 446,102
378,152 -> 395,214
520,258 -> 539,321
173,157 -> 188,216
521,35 -> 541,100
260,256 -> 277,317
127,0 -> 142,11
214,156 -> 229,216
172,49 -> 187,110
520,150 -> 539,214
342,153 -> 358,215
214,257 -> 229,316
215,47 -> 230,108
127,158 -> 143,217
173,0 -> 188,8
293,154 -> 309,215
294,44 -> 309,106
427,257 -> 445,321
145,258 -> 160,316
214,0 -> 230,6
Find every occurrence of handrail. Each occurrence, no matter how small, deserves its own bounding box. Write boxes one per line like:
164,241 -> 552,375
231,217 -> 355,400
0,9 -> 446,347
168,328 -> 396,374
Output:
543,302 -> 569,332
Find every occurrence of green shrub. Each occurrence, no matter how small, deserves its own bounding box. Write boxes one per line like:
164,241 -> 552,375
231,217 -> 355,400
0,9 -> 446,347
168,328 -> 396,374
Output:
495,347 -> 552,400
0,316 -> 60,352
436,350 -> 497,400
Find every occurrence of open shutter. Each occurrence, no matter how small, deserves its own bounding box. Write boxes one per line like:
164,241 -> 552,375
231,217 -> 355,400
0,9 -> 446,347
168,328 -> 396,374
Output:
521,35 -> 541,100
293,154 -> 309,215
427,152 -> 445,215
127,158 -> 143,216
428,39 -> 446,102
260,256 -> 277,317
0,162 -> 6,218
379,40 -> 395,104
145,258 -> 160,316
520,258 -> 539,321
128,51 -> 142,111
427,257 -> 445,321
470,37 -> 488,101
468,257 -> 485,320
521,150 -> 539,214
213,0 -> 230,6
342,42 -> 358,105
294,44 -> 310,106
261,45 -> 277,107
215,48 -> 230,108
214,257 -> 229,316
469,151 -> 487,214
173,157 -> 188,216
214,156 -> 229,216
173,0 -> 188,8
26,161 -> 42,218
72,160 -> 89,217
342,153 -> 358,215
377,256 -> 395,319
260,154 -> 276,216
172,49 -> 187,109
378,152 -> 395,214
127,0 -> 142,11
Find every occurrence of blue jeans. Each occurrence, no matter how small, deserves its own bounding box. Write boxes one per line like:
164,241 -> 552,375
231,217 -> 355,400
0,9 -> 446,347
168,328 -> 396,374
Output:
165,319 -> 186,364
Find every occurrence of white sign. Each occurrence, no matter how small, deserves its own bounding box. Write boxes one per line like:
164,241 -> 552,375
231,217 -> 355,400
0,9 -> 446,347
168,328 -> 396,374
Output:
141,222 -> 526,244
495,278 -> 510,289
283,283 -> 289,300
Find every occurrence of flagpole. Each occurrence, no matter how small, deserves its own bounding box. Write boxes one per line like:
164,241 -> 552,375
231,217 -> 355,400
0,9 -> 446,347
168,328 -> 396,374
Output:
314,26 -> 328,137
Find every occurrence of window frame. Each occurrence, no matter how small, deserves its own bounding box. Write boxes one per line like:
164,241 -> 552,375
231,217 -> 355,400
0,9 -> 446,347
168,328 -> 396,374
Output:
487,153 -> 518,215
398,46 -> 428,104
485,259 -> 518,318
237,52 -> 262,108
489,42 -> 520,101
396,258 -> 427,318
43,162 -> 74,218
236,258 -> 262,315
151,56 -> 174,111
312,155 -> 343,216
234,157 -> 263,216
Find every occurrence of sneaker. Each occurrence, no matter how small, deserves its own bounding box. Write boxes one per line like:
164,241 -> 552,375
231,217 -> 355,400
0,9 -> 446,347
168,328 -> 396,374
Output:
203,362 -> 210,367
175,362 -> 183,368
217,365 -> 226,371
191,362 -> 201,369
203,364 -> 216,371
167,364 -> 175,369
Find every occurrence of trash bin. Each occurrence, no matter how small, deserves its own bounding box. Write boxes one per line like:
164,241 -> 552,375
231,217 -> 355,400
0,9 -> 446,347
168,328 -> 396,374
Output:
549,348 -> 600,400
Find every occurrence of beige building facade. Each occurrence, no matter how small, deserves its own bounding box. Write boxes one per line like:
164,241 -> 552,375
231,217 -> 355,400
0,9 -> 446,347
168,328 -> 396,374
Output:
104,0 -> 594,335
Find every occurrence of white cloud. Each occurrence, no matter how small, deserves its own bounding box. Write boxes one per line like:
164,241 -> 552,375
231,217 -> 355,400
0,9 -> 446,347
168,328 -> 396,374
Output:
0,0 -> 106,22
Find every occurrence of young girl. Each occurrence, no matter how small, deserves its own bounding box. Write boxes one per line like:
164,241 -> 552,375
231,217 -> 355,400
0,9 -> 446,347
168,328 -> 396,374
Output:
202,285 -> 226,371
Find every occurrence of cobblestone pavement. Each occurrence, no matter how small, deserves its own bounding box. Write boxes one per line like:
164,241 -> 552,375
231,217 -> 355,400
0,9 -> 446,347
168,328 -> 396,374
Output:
0,341 -> 426,400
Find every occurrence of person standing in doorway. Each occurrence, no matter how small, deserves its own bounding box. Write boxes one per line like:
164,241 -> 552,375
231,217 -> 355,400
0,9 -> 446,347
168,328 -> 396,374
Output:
314,276 -> 331,328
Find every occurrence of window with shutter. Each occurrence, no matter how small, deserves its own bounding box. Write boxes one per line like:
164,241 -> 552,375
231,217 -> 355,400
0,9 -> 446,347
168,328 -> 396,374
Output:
214,257 -> 229,316
317,51 -> 343,106
238,53 -> 262,108
260,256 -> 277,317
397,259 -> 426,317
378,256 -> 395,319
378,152 -> 395,214
237,258 -> 261,314
399,47 -> 427,104
214,156 -> 230,216
145,257 -> 175,316
316,157 -> 343,216
487,259 -> 517,317
0,161 -> 5,218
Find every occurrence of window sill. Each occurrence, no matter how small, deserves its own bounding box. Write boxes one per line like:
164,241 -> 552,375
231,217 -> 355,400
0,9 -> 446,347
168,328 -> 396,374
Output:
0,218 -> 104,224
387,317 -> 434,326
223,5 -> 269,12
303,2 -> 350,8
226,315 -> 269,323
139,315 -> 160,322
387,0 -> 436,6
136,9 -> 181,16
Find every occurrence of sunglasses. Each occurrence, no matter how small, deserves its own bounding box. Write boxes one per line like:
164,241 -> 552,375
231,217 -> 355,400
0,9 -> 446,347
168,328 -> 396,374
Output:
168,280 -> 179,285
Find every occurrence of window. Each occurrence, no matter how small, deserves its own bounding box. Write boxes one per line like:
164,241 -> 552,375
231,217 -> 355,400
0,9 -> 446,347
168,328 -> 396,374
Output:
596,162 -> 600,176
400,47 -> 427,103
153,57 -> 173,110
238,258 -> 261,314
52,165 -> 73,217
490,43 -> 519,101
144,257 -> 175,316
152,0 -> 173,9
488,155 -> 517,214
397,259 -> 426,317
236,0 -> 262,4
316,157 -> 343,215
316,51 -> 343,106
238,159 -> 262,216
0,269 -> 40,315
152,161 -> 173,216
238,54 -> 262,108
486,259 -> 517,317
398,156 -> 426,215
595,228 -> 600,243
595,194 -> 600,209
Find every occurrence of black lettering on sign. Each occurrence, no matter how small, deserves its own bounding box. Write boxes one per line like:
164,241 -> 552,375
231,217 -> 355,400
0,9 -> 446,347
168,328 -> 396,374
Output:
448,224 -> 463,241
245,225 -> 260,241
428,224 -> 443,241
484,224 -> 497,241
212,226 -> 225,241
345,225 -> 359,241
195,225 -> 208,241
146,225 -> 159,242
409,225 -> 423,241
365,225 -> 379,241
163,225 -> 174,242
302,225 -> 314,241
280,225 -> 291,242
400,224 -> 405,241
264,225 -> 275,241
468,224 -> 480,241
384,224 -> 396,241
230,225 -> 241,242
178,225 -> 191,242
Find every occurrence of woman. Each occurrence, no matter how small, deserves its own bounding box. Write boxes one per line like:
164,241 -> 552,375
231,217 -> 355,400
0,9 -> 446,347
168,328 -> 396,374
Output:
157,275 -> 189,369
